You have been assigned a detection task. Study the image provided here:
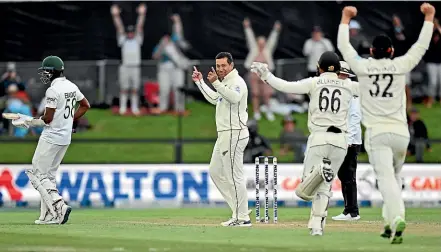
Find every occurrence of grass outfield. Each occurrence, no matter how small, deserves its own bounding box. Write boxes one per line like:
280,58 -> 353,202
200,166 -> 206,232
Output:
1,102 -> 441,163
0,208 -> 439,252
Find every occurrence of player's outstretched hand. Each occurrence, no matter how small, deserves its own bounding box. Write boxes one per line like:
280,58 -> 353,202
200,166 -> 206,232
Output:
192,66 -> 203,82
342,6 -> 357,18
207,67 -> 218,83
250,62 -> 271,81
421,3 -> 435,16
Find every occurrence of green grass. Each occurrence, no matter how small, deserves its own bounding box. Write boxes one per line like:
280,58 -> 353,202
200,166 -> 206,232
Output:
0,208 -> 439,252
1,102 -> 440,163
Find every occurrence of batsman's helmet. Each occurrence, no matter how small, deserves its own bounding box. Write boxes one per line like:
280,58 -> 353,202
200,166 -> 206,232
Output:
317,51 -> 341,74
339,61 -> 355,77
38,56 -> 64,85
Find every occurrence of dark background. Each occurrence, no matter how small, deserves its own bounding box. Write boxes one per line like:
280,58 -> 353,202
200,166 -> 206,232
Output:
1,1 -> 440,61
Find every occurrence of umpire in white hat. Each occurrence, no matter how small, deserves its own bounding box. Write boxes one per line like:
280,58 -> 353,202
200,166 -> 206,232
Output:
332,61 -> 362,221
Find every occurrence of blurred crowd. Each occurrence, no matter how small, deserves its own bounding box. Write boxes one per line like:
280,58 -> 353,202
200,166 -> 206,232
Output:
1,4 -> 437,163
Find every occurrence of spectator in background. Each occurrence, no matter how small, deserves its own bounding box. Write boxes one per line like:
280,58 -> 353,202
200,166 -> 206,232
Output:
3,84 -> 32,137
1,62 -> 24,96
349,20 -> 370,57
111,3 -> 146,116
423,18 -> 441,108
153,14 -> 190,115
408,108 -> 430,163
279,115 -> 305,163
390,14 -> 413,110
303,26 -> 334,78
243,18 -> 281,122
244,120 -> 272,163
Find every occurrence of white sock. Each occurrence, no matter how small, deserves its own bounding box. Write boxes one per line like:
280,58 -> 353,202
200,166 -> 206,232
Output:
131,93 -> 139,111
120,93 -> 128,111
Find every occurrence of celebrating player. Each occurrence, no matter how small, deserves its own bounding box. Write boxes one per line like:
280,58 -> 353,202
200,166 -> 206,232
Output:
111,3 -> 146,115
251,51 -> 359,236
12,56 -> 90,225
337,3 -> 435,244
192,52 -> 251,227
332,61 -> 362,221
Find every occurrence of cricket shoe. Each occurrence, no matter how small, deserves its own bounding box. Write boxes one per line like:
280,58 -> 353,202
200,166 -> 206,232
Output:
390,217 -> 406,244
380,225 -> 392,239
55,201 -> 72,225
34,212 -> 59,225
227,220 -> 252,227
332,213 -> 360,221
310,229 -> 323,236
221,210 -> 253,226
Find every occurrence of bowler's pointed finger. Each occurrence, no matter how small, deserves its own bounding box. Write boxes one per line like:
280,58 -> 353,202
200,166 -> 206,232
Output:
211,67 -> 216,73
193,66 -> 198,72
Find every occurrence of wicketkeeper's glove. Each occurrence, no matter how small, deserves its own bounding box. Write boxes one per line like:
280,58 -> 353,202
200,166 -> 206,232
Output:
250,62 -> 272,81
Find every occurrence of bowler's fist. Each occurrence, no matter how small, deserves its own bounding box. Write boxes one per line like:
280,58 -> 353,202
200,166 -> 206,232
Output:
421,3 -> 435,16
343,6 -> 357,18
274,21 -> 282,31
137,3 -> 147,15
111,4 -> 121,15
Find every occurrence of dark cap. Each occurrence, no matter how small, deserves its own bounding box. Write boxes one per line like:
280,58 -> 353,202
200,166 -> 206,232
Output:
313,26 -> 322,32
318,51 -> 341,73
127,25 -> 135,32
372,35 -> 393,51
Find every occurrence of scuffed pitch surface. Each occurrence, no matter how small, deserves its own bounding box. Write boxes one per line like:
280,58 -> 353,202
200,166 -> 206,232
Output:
0,208 -> 439,252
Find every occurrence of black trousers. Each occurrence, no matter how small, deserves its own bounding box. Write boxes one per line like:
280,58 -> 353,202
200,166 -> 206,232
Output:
338,144 -> 361,215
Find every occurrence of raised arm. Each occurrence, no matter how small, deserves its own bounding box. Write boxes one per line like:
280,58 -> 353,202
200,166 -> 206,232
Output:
394,3 -> 435,73
135,3 -> 147,44
250,62 -> 314,94
111,5 -> 125,35
266,21 -> 282,54
243,18 -> 258,49
192,67 -> 218,105
337,7 -> 366,73
171,14 -> 190,50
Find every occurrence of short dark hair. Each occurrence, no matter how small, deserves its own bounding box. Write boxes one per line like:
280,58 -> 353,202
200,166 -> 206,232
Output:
371,35 -> 393,59
215,52 -> 233,64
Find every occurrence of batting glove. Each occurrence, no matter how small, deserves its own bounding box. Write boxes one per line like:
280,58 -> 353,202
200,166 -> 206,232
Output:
12,119 -> 30,129
250,62 -> 272,81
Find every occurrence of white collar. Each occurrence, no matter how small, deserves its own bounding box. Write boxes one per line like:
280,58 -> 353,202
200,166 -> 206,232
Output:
51,77 -> 66,86
319,72 -> 338,78
222,69 -> 238,82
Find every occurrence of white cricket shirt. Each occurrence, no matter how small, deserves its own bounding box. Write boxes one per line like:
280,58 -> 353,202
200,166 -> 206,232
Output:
118,33 -> 143,66
338,21 -> 434,138
265,72 -> 359,149
195,69 -> 249,133
41,77 -> 85,145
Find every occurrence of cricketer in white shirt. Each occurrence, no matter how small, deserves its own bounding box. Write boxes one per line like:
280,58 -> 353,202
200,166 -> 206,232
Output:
192,52 -> 251,227
337,4 -> 435,244
14,56 -> 91,226
251,51 -> 359,236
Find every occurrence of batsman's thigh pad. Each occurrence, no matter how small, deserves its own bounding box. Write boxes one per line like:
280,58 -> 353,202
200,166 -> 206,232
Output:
296,158 -> 334,201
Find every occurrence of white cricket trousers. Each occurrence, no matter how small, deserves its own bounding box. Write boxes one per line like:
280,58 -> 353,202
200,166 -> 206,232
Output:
209,128 -> 250,220
31,138 -> 69,191
426,63 -> 441,97
119,65 -> 141,91
303,137 -> 347,230
365,130 -> 409,224
157,63 -> 185,112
